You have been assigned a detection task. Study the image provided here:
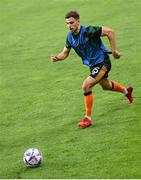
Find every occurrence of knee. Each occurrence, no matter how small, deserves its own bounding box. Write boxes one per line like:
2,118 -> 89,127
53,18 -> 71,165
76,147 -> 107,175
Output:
101,86 -> 108,90
101,82 -> 113,90
82,82 -> 90,92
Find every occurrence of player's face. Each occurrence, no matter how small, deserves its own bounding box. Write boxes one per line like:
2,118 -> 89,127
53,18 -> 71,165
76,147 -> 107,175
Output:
66,17 -> 80,34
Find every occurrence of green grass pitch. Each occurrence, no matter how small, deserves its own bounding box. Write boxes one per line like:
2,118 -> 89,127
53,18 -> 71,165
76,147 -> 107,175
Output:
0,0 -> 141,178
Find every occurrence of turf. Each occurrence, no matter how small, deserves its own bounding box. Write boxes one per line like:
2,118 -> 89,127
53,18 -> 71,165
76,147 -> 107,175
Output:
0,0 -> 141,178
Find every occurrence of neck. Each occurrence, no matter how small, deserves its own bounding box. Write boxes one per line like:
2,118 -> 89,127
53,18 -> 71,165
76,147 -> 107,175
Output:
73,25 -> 81,35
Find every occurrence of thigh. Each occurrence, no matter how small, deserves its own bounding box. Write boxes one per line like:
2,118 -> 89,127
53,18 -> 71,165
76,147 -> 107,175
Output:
99,78 -> 112,90
82,75 -> 99,92
83,76 -> 98,88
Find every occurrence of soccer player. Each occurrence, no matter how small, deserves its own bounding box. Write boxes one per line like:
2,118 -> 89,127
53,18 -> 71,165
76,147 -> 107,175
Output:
51,11 -> 133,128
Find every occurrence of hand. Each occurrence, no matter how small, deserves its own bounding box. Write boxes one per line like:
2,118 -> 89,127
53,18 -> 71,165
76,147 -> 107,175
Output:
51,55 -> 59,62
112,50 -> 122,59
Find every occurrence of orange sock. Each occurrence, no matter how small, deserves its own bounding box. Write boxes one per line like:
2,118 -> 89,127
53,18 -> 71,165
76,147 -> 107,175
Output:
111,81 -> 125,93
84,91 -> 94,116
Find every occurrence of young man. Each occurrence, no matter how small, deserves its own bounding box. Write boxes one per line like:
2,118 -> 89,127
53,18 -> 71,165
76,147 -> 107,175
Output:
51,11 -> 133,128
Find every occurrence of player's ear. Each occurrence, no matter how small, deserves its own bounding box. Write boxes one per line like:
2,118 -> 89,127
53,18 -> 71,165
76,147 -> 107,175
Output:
77,19 -> 80,23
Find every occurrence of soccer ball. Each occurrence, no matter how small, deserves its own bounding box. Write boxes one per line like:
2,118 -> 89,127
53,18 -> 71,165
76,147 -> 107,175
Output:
23,148 -> 43,167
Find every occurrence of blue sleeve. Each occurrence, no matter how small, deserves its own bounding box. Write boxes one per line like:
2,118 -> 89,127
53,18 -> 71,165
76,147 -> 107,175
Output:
66,36 -> 71,49
85,26 -> 102,38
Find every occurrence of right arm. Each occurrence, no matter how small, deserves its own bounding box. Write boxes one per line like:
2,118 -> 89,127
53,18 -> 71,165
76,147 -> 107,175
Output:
101,26 -> 122,59
51,47 -> 71,62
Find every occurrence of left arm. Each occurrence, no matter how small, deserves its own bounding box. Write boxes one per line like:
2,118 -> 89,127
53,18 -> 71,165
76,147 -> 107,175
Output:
101,26 -> 122,59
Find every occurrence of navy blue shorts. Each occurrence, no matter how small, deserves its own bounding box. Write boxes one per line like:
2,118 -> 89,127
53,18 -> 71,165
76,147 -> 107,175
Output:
89,58 -> 111,81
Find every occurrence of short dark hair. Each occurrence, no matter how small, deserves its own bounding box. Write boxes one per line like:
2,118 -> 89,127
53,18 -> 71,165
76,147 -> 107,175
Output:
65,11 -> 80,20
